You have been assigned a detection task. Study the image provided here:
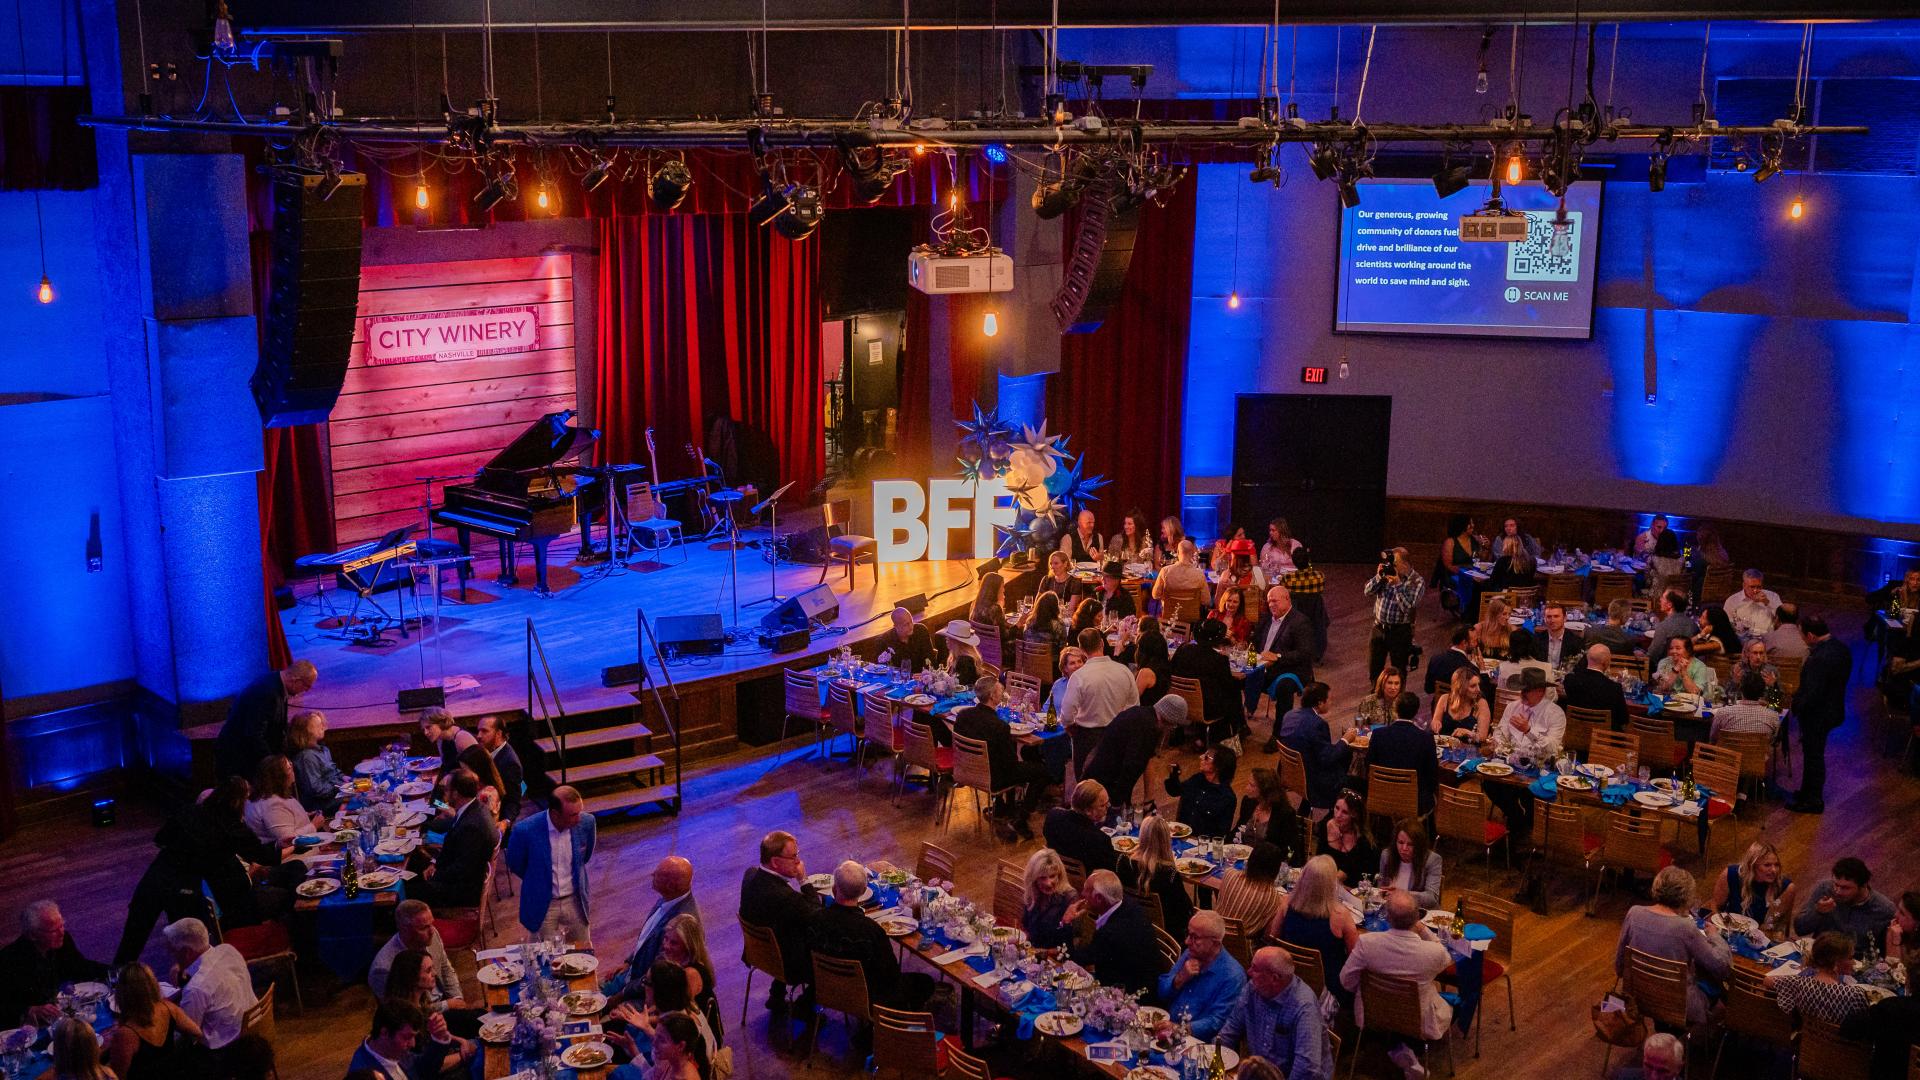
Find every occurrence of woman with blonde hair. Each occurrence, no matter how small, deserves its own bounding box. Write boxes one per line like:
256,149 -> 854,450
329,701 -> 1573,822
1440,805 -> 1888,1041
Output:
1021,848 -> 1078,949
1118,814 -> 1194,934
1475,596 -> 1522,661
1709,840 -> 1800,935
105,962 -> 202,1079
1355,667 -> 1404,728
285,709 -> 346,814
1270,854 -> 1361,1005
662,913 -> 723,1043
52,1017 -> 116,1080
1430,666 -> 1492,743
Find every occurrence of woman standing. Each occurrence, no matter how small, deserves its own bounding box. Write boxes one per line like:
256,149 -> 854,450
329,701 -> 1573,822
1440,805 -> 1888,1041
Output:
1118,815 -> 1194,935
105,962 -> 204,1080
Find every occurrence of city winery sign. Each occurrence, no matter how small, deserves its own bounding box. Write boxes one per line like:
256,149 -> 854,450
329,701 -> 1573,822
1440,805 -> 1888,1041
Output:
364,305 -> 541,366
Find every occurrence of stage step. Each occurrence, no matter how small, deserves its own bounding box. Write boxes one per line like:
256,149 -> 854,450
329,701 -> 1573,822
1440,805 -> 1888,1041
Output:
534,722 -> 652,754
578,783 -> 680,817
546,753 -> 667,786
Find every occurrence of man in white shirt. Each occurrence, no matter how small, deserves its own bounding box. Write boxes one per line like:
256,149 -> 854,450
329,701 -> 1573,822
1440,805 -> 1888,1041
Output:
369,899 -> 466,1007
1057,628 -> 1140,775
163,917 -> 257,1050
1723,569 -> 1783,640
1494,669 -> 1566,758
1340,892 -> 1457,1079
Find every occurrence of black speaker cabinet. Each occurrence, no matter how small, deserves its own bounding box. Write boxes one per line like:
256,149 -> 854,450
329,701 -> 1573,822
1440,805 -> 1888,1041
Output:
253,168 -> 366,427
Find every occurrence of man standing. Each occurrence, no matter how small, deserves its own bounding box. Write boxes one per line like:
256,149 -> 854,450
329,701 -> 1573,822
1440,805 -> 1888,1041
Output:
1563,644 -> 1630,731
1042,780 -> 1119,875
1244,585 -> 1315,737
1647,590 -> 1697,666
1155,912 -> 1248,1041
1364,549 -> 1424,681
605,856 -> 697,1004
1723,569 -> 1783,640
476,714 -> 524,824
1218,949 -> 1331,1080
412,768 -> 499,911
507,785 -> 596,942
0,901 -> 107,1026
370,899 -> 467,1007
1793,857 -> 1896,949
1764,604 -> 1810,659
214,660 -> 316,782
1085,696 -> 1185,815
1788,615 -> 1851,813
738,830 -> 822,1012
1531,602 -> 1579,669
164,917 -> 257,1051
1058,627 -> 1139,775
1340,892 -> 1456,1080
952,677 -> 1050,839
1065,871 -> 1159,995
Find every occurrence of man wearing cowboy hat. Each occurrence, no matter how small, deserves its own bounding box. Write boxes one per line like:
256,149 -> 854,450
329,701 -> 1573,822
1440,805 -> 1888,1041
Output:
1098,561 -> 1137,622
937,620 -> 986,685
1487,667 -> 1565,842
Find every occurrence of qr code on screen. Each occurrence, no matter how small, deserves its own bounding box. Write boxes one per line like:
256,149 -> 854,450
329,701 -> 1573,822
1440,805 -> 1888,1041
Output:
1505,210 -> 1582,281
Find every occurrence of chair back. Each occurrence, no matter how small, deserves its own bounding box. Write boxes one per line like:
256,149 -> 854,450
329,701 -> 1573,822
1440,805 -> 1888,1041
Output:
1219,914 -> 1254,969
1622,946 -> 1691,1029
1702,565 -> 1741,605
1563,706 -> 1610,754
1480,591 -> 1514,621
1715,731 -> 1772,782
785,669 -> 825,720
871,1006 -> 941,1079
1628,716 -> 1681,770
1723,964 -> 1792,1047
1607,655 -> 1650,680
1276,940 -> 1327,996
994,872 -> 1027,928
1774,655 -> 1804,698
811,953 -> 872,1023
916,841 -> 957,884
1005,670 -> 1043,705
827,681 -> 860,737
900,719 -> 942,773
1275,742 -> 1309,803
1161,590 -> 1205,623
1626,596 -> 1654,615
944,1044 -> 992,1080
1367,765 -> 1420,826
1692,758 -> 1740,815
821,499 -> 854,537
1126,887 -> 1167,931
1591,573 -> 1634,607
240,982 -> 276,1045
1588,729 -> 1640,775
1165,619 -> 1193,646
862,690 -> 901,751
1541,802 -> 1596,868
951,733 -> 1000,793
1016,639 -> 1054,682
1170,676 -> 1206,729
1493,687 -> 1520,719
1601,811 -> 1667,877
1708,654 -> 1736,686
1435,786 -> 1494,848
1509,585 -> 1542,611
971,620 -> 1004,670
740,920 -> 786,982
1153,925 -> 1183,972
1459,891 -> 1517,969
1059,855 -> 1089,890
1545,574 -> 1585,605
1357,974 -> 1429,1040
1797,1016 -> 1877,1080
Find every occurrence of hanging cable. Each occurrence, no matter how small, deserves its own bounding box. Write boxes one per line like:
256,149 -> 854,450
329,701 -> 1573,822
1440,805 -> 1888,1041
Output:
1288,25 -> 1298,104
532,9 -> 542,122
1696,22 -> 1712,115
1791,22 -> 1815,122
1352,26 -> 1377,125
1605,23 -> 1621,117
481,0 -> 495,101
1507,18 -> 1522,116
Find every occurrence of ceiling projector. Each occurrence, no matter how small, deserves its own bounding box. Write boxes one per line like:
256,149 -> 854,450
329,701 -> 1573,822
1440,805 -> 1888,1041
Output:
908,246 -> 1014,295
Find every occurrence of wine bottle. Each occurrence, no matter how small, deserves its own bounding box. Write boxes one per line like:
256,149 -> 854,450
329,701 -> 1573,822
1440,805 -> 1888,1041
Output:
1207,1042 -> 1227,1080
343,858 -> 360,899
1451,897 -> 1467,938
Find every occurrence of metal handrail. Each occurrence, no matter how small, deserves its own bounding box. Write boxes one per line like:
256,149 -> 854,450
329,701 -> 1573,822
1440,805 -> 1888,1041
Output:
525,618 -> 570,783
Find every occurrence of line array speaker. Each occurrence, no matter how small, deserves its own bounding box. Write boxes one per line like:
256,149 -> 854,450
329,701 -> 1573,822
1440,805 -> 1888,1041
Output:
253,168 -> 367,427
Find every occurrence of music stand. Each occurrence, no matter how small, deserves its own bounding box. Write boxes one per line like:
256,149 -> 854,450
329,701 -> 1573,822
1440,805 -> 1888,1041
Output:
745,481 -> 798,608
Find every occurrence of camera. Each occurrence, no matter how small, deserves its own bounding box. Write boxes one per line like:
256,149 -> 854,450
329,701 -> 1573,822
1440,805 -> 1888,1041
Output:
1377,550 -> 1397,577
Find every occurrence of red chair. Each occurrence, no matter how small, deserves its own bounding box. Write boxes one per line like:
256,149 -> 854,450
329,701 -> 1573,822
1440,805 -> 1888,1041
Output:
208,896 -> 303,1012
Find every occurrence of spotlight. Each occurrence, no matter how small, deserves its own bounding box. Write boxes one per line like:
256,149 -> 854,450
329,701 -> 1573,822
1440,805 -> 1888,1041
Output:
36,275 -> 53,304
1227,291 -> 1241,309
1431,162 -> 1472,199
772,186 -> 823,241
1733,157 -> 1751,173
748,183 -> 791,228
1338,175 -> 1363,208
414,182 -> 430,209
1030,180 -> 1082,220
983,144 -> 1009,165
650,159 -> 692,211
1647,154 -> 1668,192
1504,153 -> 1525,185
581,157 -> 613,192
838,139 -> 906,205
1249,162 -> 1281,184
1754,134 -> 1785,183
473,165 -> 519,212
1789,195 -> 1806,220
1306,142 -> 1339,181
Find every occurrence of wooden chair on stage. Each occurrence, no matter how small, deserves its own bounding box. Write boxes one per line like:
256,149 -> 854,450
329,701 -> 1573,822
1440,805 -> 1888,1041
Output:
817,499 -> 876,591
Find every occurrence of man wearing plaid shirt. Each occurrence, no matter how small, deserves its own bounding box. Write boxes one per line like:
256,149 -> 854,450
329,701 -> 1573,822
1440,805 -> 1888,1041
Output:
1280,549 -> 1329,661
1364,547 -> 1424,679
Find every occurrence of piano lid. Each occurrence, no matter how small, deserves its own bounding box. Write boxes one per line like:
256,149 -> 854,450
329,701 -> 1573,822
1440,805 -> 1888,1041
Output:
481,410 -> 602,474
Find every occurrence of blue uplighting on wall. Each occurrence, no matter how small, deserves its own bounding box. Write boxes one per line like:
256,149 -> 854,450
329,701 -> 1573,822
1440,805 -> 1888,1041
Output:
1603,307 -> 1760,486
1183,164 -> 1271,480
996,371 -> 1048,432
1830,321 -> 1920,525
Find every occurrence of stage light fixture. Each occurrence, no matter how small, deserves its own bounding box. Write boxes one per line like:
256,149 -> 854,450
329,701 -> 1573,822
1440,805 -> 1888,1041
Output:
1044,93 -> 1070,126
473,166 -> 519,212
413,182 -> 429,209
1306,142 -> 1339,181
651,159 -> 693,211
1432,162 -> 1472,199
773,186 -> 824,240
1754,135 -> 1785,183
839,140 -> 907,205
1790,195 -> 1806,220
581,157 -> 613,192
748,184 -> 790,228
1338,175 -> 1363,208
36,275 -> 52,304
1505,153 -> 1525,185
1647,154 -> 1668,192
1030,179 -> 1081,220
983,144 -> 1008,164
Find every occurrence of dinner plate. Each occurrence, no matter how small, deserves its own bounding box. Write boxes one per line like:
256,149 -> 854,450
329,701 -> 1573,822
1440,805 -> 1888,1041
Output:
987,925 -> 1025,945
392,811 -> 429,828
877,868 -> 911,887
1009,722 -> 1039,736
1557,775 -> 1596,791
374,839 -> 413,856
478,1015 -> 516,1044
296,877 -> 341,898
1662,700 -> 1699,715
1175,1040 -> 1238,1071
904,694 -> 936,707
1126,1067 -> 1178,1080
1633,791 -> 1677,808
1859,985 -> 1895,1004
560,1042 -> 614,1069
1110,835 -> 1139,854
1052,968 -> 1094,990
69,982 -> 109,1003
561,990 -> 608,1016
1033,1011 -> 1084,1037
1422,910 -> 1456,931
406,756 -> 441,772
1175,857 -> 1215,877
477,961 -> 525,986
1222,843 -> 1253,863
1167,822 -> 1192,839
879,918 -> 917,937
1577,764 -> 1616,780
552,953 -> 600,977
1709,912 -> 1759,937
353,759 -> 386,776
394,780 -> 433,797
1476,761 -> 1514,777
1651,778 -> 1680,793
806,873 -> 835,892
1135,1006 -> 1169,1028
358,868 -> 400,890
1348,734 -> 1371,749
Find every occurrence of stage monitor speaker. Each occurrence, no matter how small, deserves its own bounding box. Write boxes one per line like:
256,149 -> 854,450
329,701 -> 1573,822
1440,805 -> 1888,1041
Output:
254,167 -> 367,427
601,661 -> 648,688
759,583 -> 841,632
396,685 -> 446,711
757,626 -> 811,654
655,613 -> 726,657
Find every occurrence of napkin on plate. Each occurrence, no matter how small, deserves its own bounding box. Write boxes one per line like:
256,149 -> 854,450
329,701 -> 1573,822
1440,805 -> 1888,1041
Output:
931,944 -> 987,966
1763,942 -> 1799,961
1765,961 -> 1803,979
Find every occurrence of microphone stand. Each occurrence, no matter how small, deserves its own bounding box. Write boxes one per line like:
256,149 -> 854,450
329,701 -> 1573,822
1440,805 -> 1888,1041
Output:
746,481 -> 798,609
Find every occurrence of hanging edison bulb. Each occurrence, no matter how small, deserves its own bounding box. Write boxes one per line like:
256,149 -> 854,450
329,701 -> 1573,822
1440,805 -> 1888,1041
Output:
414,183 -> 430,210
982,311 -> 999,337
36,276 -> 53,304
1505,153 -> 1525,185
536,186 -> 551,211
1227,291 -> 1241,309
1789,195 -> 1806,221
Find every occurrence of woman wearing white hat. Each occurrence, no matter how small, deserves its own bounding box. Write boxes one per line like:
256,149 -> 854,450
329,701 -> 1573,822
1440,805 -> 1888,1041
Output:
939,620 -> 984,685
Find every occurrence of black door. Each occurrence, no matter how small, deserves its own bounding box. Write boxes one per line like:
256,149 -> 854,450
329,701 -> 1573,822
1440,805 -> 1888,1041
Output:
1231,394 -> 1392,564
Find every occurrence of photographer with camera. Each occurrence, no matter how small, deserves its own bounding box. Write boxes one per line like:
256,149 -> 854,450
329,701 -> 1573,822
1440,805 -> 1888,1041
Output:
1364,547 -> 1425,680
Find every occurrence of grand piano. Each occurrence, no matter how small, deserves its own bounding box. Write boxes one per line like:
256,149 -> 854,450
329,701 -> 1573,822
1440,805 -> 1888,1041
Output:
433,410 -> 601,595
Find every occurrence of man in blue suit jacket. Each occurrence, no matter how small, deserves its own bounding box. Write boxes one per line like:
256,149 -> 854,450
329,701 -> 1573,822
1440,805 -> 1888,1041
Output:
506,785 -> 597,944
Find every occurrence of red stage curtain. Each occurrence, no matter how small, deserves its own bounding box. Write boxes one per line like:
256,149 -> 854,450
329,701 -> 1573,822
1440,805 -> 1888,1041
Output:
1047,172 -> 1198,525
595,214 -> 824,494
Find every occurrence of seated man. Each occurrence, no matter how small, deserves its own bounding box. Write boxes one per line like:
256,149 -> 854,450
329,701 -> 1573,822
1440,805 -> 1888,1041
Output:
952,676 -> 1050,840
410,768 -> 499,911
0,901 -> 108,1026
808,861 -> 934,1010
1610,1031 -> 1684,1080
1066,871 -> 1159,995
1043,780 -> 1118,875
475,714 -> 524,825
1340,892 -> 1456,1079
1218,948 -> 1331,1080
1155,912 -> 1248,1041
604,856 -> 698,1006
1794,857 -> 1897,951
1366,692 -> 1440,813
1278,682 -> 1351,812
1709,672 -> 1782,742
1723,569 -> 1782,640
1564,644 -> 1631,731
738,830 -> 822,1012
1581,600 -> 1636,658
163,917 -> 258,1051
370,899 -> 467,1008
349,998 -> 433,1080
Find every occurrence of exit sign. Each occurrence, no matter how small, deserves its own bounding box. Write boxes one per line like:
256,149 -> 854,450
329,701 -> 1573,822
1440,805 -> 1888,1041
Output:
1301,366 -> 1328,384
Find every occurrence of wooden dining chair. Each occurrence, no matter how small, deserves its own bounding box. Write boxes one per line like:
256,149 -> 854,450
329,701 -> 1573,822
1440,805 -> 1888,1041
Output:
1160,590 -> 1205,623
1629,715 -> 1687,770
1545,573 -> 1585,606
862,689 -> 903,769
818,498 -> 877,591
871,1006 -> 941,1080
1714,730 -> 1773,803
1702,565 -> 1742,605
993,863 -> 1027,927
1276,742 -> 1310,806
895,718 -> 950,808
1588,729 -> 1641,775
1435,785 -> 1509,867
1591,573 -> 1635,607
1478,590 -> 1512,622
1774,655 -> 1804,698
1460,891 -> 1519,1053
808,953 -> 873,1064
1539,801 -> 1603,912
1708,654 -> 1737,687
239,982 -> 276,1046
1277,940 -> 1328,997
950,733 -> 1015,837
915,840 -> 958,884
971,620 -> 1004,671
739,920 -> 797,1028
1605,948 -> 1692,1076
1127,887 -> 1168,932
1690,757 -> 1741,856
1367,765 -> 1421,829
1347,974 -> 1453,1080
1153,925 -> 1183,972
1509,585 -> 1542,611
1493,687 -> 1520,720
1060,855 -> 1089,890
1220,914 -> 1255,970
1165,619 -> 1193,646
1563,705 -> 1610,755
826,681 -> 865,768
783,668 -> 830,750
1005,670 -> 1043,705
1712,963 -> 1793,1079
1626,596 -> 1655,615
1608,654 -> 1650,681
203,891 -> 302,1011
1170,676 -> 1206,731
1015,639 -> 1055,682
944,1043 -> 992,1080
1594,812 -> 1671,912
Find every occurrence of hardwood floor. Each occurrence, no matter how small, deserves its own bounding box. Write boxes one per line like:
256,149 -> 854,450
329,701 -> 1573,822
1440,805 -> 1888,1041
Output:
8,565 -> 1913,1079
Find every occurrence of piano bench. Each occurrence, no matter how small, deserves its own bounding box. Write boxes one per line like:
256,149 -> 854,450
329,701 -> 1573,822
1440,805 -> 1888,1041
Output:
821,534 -> 877,592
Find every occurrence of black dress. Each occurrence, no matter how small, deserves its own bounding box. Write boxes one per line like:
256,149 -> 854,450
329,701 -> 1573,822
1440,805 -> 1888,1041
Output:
1117,859 -> 1194,935
1313,818 -> 1378,886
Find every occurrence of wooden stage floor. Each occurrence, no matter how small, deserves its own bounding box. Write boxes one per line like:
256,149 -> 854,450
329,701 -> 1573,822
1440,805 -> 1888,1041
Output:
267,528 -> 982,733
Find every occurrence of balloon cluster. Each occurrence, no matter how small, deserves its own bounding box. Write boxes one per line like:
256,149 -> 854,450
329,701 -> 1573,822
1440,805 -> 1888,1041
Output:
954,402 -> 1106,559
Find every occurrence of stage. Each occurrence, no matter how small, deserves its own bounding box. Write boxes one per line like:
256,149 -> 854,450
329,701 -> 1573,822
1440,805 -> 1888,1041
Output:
196,528 -> 992,760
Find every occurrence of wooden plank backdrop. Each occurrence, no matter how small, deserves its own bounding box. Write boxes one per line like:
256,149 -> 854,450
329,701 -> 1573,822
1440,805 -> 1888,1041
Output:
328,254 -> 579,545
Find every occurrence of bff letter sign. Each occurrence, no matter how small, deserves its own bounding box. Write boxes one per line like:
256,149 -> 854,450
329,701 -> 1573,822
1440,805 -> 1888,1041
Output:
364,304 -> 541,366
873,478 -> 1018,562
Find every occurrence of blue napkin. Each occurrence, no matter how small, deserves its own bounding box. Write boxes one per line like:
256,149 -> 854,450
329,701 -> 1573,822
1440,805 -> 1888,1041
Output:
1010,986 -> 1061,1040
1528,776 -> 1559,800
964,955 -> 996,974
1601,783 -> 1635,804
1459,758 -> 1486,774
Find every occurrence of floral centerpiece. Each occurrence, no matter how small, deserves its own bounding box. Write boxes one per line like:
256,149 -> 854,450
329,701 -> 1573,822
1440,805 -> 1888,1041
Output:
1082,984 -> 1144,1038
916,667 -> 963,698
954,404 -> 1106,562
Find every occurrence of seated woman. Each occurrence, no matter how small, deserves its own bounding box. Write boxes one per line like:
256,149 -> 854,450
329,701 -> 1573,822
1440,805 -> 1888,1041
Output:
1117,815 -> 1195,934
1036,550 -> 1085,606
383,948 -> 480,1074
1216,538 -> 1268,598
1437,513 -> 1480,623
1021,592 -> 1071,677
1134,626 -> 1172,708
1487,537 -> 1539,592
1069,598 -> 1102,642
105,961 -> 204,1079
1777,932 -> 1875,1025
1729,638 -> 1780,692
970,571 -> 1017,656
1215,841 -> 1288,936
1234,767 -> 1306,865
1021,848 -> 1079,950
1268,854 -> 1361,1006
938,620 -> 986,685
1709,840 -> 1800,938
1475,597 -> 1528,662
660,914 -> 724,1044
1209,586 -> 1253,647
1430,667 -> 1492,744
604,960 -> 722,1070
286,710 -> 347,815
1156,516 -> 1187,567
1377,819 -> 1443,909
1693,607 -> 1740,660
1260,518 -> 1302,580
1354,667 -> 1404,729
1046,647 -> 1086,714
1109,508 -> 1156,566
1613,867 -> 1731,1027
1312,791 -> 1377,886
1162,743 -> 1238,838
244,754 -> 323,845
1653,636 -> 1716,697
